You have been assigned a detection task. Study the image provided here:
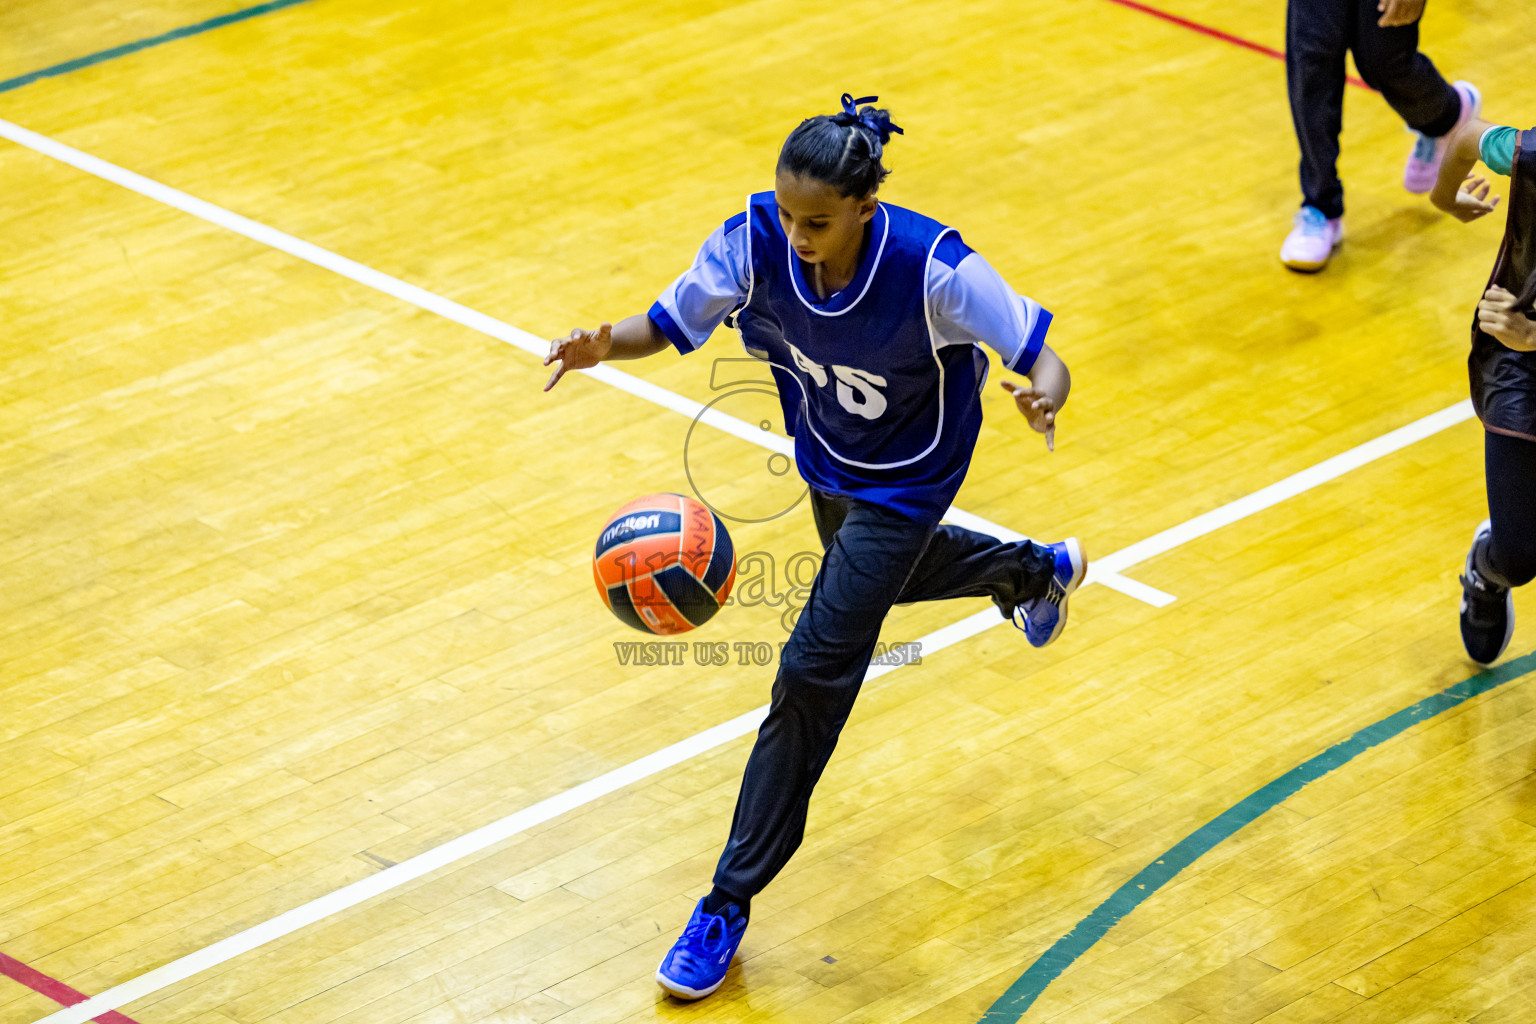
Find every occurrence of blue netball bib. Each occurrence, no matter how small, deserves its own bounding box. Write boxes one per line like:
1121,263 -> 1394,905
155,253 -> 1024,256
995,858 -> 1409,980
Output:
734,191 -> 987,521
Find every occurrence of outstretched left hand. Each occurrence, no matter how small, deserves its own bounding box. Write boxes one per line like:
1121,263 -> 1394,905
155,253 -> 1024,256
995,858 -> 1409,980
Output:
1001,381 -> 1057,451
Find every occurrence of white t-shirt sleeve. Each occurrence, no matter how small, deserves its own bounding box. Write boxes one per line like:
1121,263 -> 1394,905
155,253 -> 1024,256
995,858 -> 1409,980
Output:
927,237 -> 1052,374
648,213 -> 752,354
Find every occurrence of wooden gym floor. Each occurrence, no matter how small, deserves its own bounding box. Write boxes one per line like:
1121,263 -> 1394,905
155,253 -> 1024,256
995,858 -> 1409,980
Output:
3,0 -> 1536,1021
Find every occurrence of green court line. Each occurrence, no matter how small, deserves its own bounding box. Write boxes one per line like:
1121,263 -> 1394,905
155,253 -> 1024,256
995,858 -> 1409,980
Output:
980,648 -> 1536,1023
0,0 -> 313,95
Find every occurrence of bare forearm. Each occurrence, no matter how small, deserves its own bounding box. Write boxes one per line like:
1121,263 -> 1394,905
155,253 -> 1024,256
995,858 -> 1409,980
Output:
1432,117 -> 1490,212
1028,345 -> 1071,410
607,313 -> 671,360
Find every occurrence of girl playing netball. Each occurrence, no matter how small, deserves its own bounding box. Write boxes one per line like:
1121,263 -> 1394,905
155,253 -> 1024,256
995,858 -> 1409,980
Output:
544,94 -> 1084,1000
1431,117 -> 1535,664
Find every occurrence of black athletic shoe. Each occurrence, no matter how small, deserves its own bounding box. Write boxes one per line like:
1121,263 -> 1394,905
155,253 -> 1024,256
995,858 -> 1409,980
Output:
1459,519 -> 1514,666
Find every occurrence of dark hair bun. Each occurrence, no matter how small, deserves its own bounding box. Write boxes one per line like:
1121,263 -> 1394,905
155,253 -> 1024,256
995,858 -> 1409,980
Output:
776,93 -> 903,198
834,94 -> 901,146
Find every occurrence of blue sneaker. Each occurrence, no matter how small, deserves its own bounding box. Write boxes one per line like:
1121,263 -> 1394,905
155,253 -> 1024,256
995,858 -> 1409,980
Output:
1013,538 -> 1086,648
655,898 -> 748,1000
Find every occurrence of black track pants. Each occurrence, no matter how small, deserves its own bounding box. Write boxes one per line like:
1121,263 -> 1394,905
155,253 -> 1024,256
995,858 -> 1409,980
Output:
1483,430 -> 1536,588
711,490 -> 1055,899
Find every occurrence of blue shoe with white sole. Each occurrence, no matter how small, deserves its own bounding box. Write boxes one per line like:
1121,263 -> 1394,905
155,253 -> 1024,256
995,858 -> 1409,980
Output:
1013,538 -> 1086,648
655,899 -> 747,1000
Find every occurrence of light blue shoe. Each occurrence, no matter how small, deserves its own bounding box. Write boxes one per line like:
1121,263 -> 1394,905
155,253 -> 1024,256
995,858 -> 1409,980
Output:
1013,538 -> 1086,648
655,899 -> 748,1000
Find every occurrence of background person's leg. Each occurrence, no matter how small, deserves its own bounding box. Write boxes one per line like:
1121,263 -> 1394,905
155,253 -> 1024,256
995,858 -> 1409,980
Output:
1350,0 -> 1460,136
1286,0 -> 1352,219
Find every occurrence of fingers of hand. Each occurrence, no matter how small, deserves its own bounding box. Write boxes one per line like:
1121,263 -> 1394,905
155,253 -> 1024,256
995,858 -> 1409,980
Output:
1480,308 -> 1515,339
544,362 -> 566,391
1027,402 -> 1055,434
1484,288 -> 1516,311
1465,195 -> 1502,219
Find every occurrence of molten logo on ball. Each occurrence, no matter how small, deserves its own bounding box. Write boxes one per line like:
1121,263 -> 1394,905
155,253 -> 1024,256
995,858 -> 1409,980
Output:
592,493 -> 737,635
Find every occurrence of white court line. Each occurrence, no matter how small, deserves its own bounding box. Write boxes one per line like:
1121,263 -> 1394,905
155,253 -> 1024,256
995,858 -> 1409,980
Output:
2,116 -> 1476,1022
0,116 -> 1169,607
32,396 -> 1475,1024
1087,398 -> 1475,580
943,507 -> 1176,607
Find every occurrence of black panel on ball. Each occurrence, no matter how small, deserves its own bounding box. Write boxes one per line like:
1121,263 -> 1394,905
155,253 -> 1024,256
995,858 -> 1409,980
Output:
655,564 -> 720,628
606,582 -> 653,633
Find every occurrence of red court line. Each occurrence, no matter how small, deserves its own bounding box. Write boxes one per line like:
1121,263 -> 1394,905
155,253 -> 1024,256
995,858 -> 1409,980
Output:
0,953 -> 143,1024
1099,0 -> 1373,90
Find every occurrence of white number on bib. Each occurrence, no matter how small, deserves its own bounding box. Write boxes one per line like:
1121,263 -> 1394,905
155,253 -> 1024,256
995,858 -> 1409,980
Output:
785,343 -> 888,421
788,343 -> 828,387
832,366 -> 888,419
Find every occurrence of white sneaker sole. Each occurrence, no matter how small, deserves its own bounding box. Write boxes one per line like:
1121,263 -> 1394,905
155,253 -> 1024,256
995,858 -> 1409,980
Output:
1036,538 -> 1087,648
655,967 -> 724,1000
1060,537 -> 1087,597
1281,252 -> 1333,273
1281,232 -> 1343,273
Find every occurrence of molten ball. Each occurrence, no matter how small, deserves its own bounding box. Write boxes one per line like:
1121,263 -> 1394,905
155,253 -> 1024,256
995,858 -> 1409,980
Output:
592,493 -> 737,635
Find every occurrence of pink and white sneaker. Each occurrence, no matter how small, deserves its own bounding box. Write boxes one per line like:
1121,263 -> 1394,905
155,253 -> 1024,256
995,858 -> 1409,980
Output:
1403,80 -> 1481,195
1280,206 -> 1343,273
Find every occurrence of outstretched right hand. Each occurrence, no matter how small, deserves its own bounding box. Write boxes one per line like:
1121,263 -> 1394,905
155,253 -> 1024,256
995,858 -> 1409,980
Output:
544,323 -> 613,391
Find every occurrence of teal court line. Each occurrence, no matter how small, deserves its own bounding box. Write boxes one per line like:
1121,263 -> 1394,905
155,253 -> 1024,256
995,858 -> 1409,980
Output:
0,0 -> 313,96
981,648 -> 1536,1023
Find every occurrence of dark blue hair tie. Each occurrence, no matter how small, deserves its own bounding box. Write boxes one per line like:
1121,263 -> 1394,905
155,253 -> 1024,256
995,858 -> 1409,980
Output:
837,92 -> 903,144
